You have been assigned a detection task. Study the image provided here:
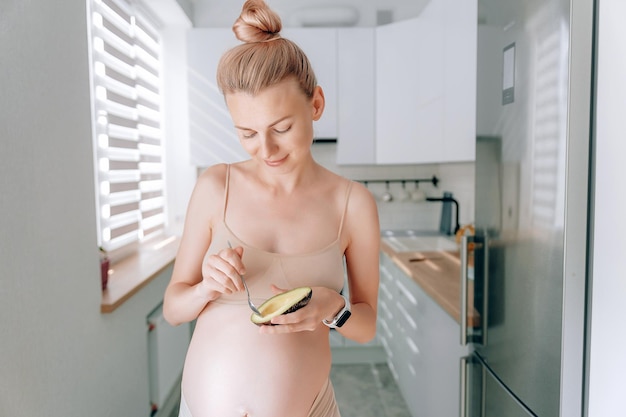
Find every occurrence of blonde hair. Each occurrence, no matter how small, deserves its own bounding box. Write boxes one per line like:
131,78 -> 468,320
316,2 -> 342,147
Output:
216,0 -> 317,98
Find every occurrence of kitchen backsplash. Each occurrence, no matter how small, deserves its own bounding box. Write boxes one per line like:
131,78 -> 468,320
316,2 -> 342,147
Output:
312,143 -> 475,232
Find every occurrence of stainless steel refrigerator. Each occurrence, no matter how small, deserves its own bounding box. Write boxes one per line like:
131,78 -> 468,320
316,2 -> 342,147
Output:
460,0 -> 593,415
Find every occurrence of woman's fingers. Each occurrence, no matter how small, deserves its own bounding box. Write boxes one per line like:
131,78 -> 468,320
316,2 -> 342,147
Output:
201,246 -> 246,293
201,258 -> 236,293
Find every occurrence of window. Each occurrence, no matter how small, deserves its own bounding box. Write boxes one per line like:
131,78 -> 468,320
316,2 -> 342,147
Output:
88,0 -> 166,255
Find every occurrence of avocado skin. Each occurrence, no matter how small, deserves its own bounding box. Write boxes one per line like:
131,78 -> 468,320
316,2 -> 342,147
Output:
283,290 -> 312,314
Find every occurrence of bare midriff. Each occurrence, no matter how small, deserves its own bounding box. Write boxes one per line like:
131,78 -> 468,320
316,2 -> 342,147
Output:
181,301 -> 331,417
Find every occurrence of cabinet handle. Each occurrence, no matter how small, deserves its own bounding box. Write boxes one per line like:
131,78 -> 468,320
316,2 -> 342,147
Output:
460,235 -> 470,345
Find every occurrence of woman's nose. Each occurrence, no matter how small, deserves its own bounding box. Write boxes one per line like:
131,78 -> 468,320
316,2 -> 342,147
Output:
259,135 -> 277,158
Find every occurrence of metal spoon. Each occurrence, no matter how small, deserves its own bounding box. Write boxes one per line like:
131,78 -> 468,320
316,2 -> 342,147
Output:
227,241 -> 261,315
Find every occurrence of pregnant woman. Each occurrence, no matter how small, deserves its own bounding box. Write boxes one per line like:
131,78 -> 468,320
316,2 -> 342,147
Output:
163,1 -> 380,416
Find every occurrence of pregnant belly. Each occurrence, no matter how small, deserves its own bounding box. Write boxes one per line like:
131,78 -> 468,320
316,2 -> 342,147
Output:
181,302 -> 332,417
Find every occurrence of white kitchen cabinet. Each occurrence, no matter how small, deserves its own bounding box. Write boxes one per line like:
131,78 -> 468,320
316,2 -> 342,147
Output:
336,28 -> 376,165
379,251 -> 470,417
375,0 -> 476,164
283,28 -> 338,140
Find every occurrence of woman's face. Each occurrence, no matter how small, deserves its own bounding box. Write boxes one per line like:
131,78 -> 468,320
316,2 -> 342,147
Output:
225,78 -> 325,172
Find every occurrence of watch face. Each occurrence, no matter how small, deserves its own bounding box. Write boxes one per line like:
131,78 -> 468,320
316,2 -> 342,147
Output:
335,310 -> 352,327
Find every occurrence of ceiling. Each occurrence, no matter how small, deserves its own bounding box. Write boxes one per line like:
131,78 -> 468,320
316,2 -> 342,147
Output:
166,0 -> 516,30
186,0 -> 431,28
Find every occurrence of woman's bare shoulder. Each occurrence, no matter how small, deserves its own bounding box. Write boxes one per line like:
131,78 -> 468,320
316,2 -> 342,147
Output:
195,164 -> 228,196
197,163 -> 228,187
343,180 -> 379,239
187,164 -> 230,217
346,179 -> 376,207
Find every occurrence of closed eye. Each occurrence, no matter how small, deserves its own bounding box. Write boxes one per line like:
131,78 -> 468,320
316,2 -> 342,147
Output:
240,130 -> 256,139
274,125 -> 291,134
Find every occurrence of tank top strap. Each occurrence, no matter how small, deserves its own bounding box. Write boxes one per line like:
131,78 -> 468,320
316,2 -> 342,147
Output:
337,180 -> 354,238
222,164 -> 231,222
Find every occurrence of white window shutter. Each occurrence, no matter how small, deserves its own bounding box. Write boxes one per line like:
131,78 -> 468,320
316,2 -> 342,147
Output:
89,0 -> 165,252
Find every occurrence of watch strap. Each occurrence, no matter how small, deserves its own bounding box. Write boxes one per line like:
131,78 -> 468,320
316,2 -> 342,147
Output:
323,294 -> 351,328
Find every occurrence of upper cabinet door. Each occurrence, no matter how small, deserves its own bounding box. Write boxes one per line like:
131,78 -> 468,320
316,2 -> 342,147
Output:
376,17 -> 444,164
336,28 -> 376,165
441,0 -> 477,162
283,28 -> 338,140
376,0 -> 476,164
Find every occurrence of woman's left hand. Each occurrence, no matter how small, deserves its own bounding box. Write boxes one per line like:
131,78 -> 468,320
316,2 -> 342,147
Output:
258,284 -> 344,334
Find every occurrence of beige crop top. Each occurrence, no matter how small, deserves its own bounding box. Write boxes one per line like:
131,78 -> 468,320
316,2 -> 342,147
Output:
206,165 -> 351,305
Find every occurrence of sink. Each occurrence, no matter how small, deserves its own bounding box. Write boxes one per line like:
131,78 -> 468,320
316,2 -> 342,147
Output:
381,234 -> 458,252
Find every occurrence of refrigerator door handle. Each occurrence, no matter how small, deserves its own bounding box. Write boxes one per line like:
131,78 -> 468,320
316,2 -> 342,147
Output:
460,235 -> 471,345
481,234 -> 489,346
460,355 -> 469,417
461,233 -> 489,346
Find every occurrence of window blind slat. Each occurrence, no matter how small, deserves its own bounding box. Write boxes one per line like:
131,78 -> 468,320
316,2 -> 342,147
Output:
107,124 -> 137,141
135,15 -> 159,43
142,213 -> 165,229
138,97 -> 160,112
110,181 -> 140,193
136,76 -> 160,95
141,172 -> 163,183
101,19 -> 133,48
104,65 -> 135,88
138,112 -> 160,128
141,137 -> 161,147
102,0 -> 132,22
136,48 -> 159,74
93,50 -> 134,80
103,42 -> 135,68
142,226 -> 163,240
110,222 -> 140,240
107,192 -> 141,209
98,100 -> 138,122
110,202 -> 140,216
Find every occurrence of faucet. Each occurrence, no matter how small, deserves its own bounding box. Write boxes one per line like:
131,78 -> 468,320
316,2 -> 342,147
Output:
426,193 -> 460,235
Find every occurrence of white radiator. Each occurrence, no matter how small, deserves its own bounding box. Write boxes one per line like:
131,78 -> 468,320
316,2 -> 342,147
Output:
148,303 -> 191,415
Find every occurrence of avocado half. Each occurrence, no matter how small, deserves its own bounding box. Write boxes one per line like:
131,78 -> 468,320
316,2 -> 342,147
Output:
250,286 -> 313,325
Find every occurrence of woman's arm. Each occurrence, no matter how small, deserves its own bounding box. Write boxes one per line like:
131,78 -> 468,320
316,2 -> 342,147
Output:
163,166 -> 245,326
333,181 -> 380,343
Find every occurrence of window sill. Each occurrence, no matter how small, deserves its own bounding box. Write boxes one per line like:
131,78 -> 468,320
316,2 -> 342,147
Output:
101,236 -> 180,314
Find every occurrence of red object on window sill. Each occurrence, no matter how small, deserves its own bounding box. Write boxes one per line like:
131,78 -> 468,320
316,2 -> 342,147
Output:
101,258 -> 110,290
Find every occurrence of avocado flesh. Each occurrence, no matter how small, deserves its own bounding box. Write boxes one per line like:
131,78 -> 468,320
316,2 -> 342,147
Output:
250,287 -> 312,325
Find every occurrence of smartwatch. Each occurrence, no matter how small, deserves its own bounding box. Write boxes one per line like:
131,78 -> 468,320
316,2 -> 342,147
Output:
323,294 -> 352,328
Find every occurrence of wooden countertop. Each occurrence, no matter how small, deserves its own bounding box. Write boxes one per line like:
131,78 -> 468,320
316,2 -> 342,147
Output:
380,240 -> 480,327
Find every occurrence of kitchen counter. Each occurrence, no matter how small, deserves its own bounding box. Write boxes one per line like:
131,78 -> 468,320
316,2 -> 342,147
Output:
380,239 -> 480,327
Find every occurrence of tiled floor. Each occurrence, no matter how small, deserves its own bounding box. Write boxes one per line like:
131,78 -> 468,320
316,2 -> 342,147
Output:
330,363 -> 412,417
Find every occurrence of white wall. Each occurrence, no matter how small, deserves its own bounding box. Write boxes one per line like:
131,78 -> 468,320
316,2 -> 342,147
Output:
0,2 -> 171,416
587,0 -> 626,415
162,27 -> 197,236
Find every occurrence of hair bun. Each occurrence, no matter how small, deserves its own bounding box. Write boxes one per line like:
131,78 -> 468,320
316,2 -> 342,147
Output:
233,0 -> 282,43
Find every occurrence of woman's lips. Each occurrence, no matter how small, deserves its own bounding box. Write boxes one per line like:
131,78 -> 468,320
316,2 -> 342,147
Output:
264,156 -> 287,167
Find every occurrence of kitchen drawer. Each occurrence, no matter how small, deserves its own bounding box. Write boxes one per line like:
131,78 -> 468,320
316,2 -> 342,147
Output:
379,275 -> 395,304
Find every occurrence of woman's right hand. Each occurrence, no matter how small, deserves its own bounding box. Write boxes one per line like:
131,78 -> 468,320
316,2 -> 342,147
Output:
199,244 -> 246,297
